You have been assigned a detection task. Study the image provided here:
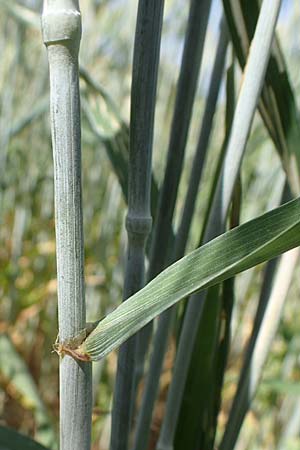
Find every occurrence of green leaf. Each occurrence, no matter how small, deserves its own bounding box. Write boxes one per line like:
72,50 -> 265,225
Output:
175,178 -> 241,450
223,0 -> 300,193
174,285 -> 222,450
76,197 -> 300,361
0,425 -> 49,450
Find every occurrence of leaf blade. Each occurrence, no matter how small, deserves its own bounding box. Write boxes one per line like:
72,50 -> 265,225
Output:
0,425 -> 49,450
223,0 -> 300,193
79,197 -> 300,360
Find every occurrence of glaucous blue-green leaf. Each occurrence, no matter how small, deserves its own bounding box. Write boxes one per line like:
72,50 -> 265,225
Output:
74,197 -> 300,361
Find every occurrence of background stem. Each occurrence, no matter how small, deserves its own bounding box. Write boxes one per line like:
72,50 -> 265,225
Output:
157,1 -> 282,447
133,18 -> 228,450
110,2 -> 164,450
136,0 -> 213,382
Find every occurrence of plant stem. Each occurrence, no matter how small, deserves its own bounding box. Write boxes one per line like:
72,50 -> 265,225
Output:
110,2 -> 164,450
219,183 -> 292,450
157,1 -> 282,448
133,18 -> 228,450
220,246 -> 299,450
41,2 -> 92,450
135,0 -> 213,384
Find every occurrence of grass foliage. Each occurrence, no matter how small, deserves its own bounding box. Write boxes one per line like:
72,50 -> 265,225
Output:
1,1 -> 300,450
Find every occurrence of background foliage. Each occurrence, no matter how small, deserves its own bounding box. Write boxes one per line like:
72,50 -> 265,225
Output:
1,1 -> 300,449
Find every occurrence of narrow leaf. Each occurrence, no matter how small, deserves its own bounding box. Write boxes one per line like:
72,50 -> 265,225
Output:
77,197 -> 300,361
223,0 -> 300,193
220,246 -> 299,450
0,425 -> 49,450
174,285 -> 222,450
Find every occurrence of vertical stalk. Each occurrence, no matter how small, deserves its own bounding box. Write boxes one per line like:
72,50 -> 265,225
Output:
219,184 -> 292,450
133,19 -> 228,450
220,246 -> 299,450
278,400 -> 300,449
157,2 -> 282,448
136,0 -> 213,382
41,2 -> 92,450
110,2 -> 164,450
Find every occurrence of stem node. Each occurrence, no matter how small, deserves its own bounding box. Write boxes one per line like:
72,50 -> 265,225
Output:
42,5 -> 81,49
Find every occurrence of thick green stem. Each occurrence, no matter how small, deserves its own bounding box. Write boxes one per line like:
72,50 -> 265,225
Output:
110,2 -> 164,450
133,18 -> 228,450
136,0 -> 213,383
41,2 -> 92,450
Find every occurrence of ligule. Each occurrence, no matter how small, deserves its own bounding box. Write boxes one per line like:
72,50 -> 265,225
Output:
53,341 -> 91,363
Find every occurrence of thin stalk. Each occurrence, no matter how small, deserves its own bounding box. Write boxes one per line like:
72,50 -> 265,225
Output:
175,17 -> 228,258
135,0 -> 213,383
157,2 -> 282,449
277,401 -> 300,449
206,178 -> 241,449
220,246 -> 299,450
199,51 -> 236,245
110,2 -> 164,450
219,184 -> 291,450
41,2 -> 92,450
155,47 -> 235,450
133,18 -> 228,450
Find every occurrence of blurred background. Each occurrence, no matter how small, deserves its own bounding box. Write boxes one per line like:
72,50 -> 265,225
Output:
0,1 -> 300,449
